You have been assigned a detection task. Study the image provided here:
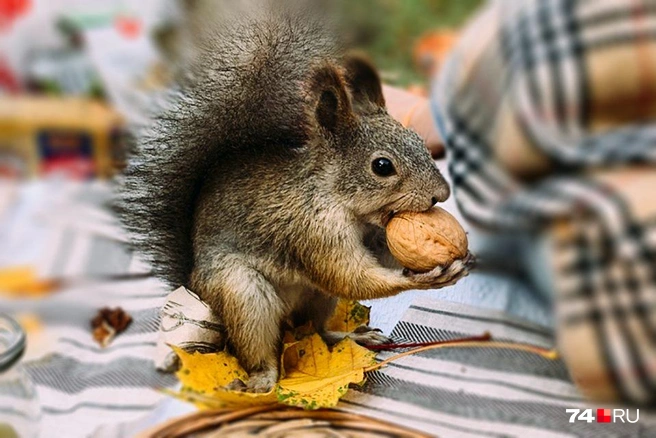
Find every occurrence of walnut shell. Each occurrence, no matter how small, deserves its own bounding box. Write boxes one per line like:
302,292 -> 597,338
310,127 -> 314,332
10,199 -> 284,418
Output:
386,207 -> 468,272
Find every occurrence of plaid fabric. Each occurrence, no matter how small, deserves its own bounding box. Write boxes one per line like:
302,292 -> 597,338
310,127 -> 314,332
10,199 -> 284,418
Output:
433,0 -> 656,404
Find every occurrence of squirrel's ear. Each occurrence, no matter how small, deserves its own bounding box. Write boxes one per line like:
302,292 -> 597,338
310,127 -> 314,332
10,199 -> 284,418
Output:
311,64 -> 353,134
343,53 -> 385,109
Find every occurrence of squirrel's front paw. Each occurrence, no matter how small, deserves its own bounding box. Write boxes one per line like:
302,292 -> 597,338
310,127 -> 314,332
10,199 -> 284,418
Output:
405,252 -> 475,289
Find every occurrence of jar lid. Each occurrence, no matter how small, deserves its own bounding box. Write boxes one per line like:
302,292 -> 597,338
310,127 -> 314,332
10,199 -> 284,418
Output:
0,314 -> 26,373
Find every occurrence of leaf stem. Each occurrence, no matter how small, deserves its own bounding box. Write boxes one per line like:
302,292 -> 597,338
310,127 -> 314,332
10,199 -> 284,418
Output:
364,332 -> 559,372
365,333 -> 491,351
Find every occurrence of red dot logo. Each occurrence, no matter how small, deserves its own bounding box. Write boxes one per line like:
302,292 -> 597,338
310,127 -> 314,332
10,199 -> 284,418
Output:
597,408 -> 612,423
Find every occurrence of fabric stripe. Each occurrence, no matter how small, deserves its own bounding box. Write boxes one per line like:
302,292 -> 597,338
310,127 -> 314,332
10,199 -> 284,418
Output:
384,361 -> 583,403
25,355 -> 176,395
408,305 -> 554,341
42,402 -> 158,415
360,370 -> 637,437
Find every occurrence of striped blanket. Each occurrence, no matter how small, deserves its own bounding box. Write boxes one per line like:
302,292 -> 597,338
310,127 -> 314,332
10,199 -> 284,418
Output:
343,297 -> 655,437
2,182 -> 654,437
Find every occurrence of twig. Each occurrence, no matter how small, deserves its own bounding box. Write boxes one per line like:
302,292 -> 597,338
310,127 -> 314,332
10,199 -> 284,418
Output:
364,332 -> 559,373
365,333 -> 491,351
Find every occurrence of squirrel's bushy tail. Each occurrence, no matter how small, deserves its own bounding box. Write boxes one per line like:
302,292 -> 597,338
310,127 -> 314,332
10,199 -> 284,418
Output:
114,4 -> 340,287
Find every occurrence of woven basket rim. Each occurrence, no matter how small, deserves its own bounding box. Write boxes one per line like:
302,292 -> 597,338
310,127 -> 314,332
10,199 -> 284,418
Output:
139,404 -> 431,438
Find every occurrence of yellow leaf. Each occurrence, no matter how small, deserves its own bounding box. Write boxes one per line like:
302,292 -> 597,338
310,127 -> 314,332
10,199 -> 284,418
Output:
163,386 -> 278,410
277,334 -> 376,409
171,346 -> 277,409
0,266 -> 58,298
282,321 -> 315,344
173,346 -> 248,388
325,300 -> 370,332
170,300 -> 376,411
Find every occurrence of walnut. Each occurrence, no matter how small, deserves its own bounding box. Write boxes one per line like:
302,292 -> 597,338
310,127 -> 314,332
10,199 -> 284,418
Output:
91,307 -> 132,347
386,207 -> 468,272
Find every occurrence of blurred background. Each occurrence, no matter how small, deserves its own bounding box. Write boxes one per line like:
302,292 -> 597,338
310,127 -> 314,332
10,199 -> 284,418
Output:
0,0 -> 481,297
2,1 -> 655,436
0,0 -> 480,181
0,2 -> 484,435
0,0 -> 478,249
0,0 -> 482,370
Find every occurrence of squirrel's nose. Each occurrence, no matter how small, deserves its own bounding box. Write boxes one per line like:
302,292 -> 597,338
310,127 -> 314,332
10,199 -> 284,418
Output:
432,181 -> 451,203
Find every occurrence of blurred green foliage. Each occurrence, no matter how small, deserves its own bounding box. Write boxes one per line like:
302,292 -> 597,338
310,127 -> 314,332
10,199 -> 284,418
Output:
340,0 -> 482,86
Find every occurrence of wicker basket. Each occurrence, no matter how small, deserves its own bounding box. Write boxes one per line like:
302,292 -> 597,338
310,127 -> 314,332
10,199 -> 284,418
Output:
139,405 -> 430,438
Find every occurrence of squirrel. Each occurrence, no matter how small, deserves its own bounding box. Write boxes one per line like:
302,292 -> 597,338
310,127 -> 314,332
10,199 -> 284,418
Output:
115,5 -> 472,392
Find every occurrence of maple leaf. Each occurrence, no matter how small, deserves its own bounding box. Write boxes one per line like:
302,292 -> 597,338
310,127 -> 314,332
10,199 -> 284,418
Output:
325,300 -> 370,332
171,346 -> 277,409
277,333 -> 376,409
167,299 -> 551,412
168,300 -> 376,410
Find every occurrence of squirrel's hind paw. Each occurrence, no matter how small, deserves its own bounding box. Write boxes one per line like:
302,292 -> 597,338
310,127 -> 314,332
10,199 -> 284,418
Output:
322,326 -> 391,347
226,378 -> 247,391
351,328 -> 392,346
247,371 -> 277,393
228,370 -> 277,393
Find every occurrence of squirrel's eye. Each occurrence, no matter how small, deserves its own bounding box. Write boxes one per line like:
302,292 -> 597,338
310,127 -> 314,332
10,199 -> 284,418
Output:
371,157 -> 396,177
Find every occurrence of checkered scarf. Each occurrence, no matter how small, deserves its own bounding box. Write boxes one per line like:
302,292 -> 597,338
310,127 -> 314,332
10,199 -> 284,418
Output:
433,0 -> 656,405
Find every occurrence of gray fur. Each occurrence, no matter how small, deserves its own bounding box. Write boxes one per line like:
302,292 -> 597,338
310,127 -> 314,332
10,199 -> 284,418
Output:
115,6 -> 471,392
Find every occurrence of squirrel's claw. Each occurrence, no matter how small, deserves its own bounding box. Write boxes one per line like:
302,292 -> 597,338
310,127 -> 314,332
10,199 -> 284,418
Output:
348,327 -> 392,346
226,378 -> 247,391
462,252 -> 477,269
